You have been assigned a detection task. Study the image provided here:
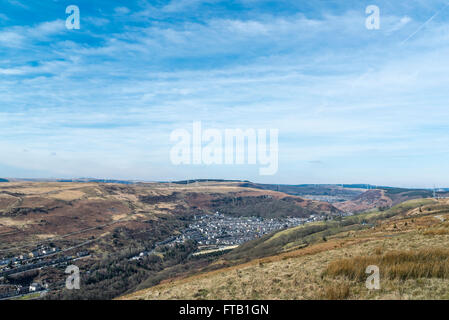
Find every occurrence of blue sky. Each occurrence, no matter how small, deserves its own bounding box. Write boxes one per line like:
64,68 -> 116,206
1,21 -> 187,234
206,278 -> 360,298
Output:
1,0 -> 449,187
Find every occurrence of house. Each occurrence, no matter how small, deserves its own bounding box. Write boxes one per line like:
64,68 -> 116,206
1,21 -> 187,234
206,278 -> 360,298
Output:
29,283 -> 42,292
16,285 -> 28,294
76,251 -> 89,258
28,251 -> 37,258
0,259 -> 10,266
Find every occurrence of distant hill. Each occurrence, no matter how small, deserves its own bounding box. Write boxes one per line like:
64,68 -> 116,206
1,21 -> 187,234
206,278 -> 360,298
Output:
0,178 -> 8,182
166,188 -> 342,219
334,189 -> 392,213
203,194 -> 342,218
238,182 -> 365,201
334,187 -> 446,213
57,178 -> 136,184
173,179 -> 250,184
238,183 -> 449,207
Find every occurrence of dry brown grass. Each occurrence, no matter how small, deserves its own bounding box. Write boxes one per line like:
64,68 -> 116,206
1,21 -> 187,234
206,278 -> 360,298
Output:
48,190 -> 86,201
324,248 -> 449,281
374,246 -> 383,255
423,221 -> 449,236
320,283 -> 350,300
423,229 -> 449,236
120,229 -> 449,300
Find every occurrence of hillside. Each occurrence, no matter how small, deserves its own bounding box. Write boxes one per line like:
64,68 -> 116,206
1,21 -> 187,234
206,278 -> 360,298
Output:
333,187 -> 446,214
0,181 -> 338,242
198,193 -> 341,218
2,180 -> 447,300
333,189 -> 393,213
0,180 -> 339,299
237,183 -> 444,215
120,198 -> 449,300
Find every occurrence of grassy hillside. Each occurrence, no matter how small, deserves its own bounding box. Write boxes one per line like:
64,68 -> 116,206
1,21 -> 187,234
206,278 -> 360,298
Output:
217,198 -> 437,263
121,198 -> 449,300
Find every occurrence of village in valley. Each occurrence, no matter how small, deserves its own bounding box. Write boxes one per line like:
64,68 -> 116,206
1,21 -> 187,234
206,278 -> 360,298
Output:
129,211 -> 337,261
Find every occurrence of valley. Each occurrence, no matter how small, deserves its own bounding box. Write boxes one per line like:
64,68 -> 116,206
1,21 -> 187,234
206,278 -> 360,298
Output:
0,179 -> 447,300
0,180 -> 343,299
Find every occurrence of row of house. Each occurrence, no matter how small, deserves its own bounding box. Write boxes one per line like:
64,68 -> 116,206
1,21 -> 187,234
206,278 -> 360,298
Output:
0,245 -> 61,268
